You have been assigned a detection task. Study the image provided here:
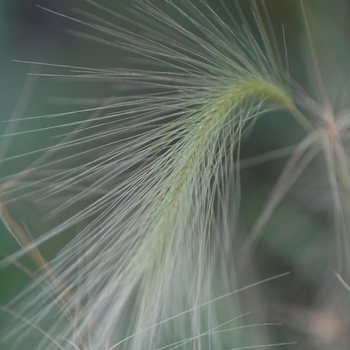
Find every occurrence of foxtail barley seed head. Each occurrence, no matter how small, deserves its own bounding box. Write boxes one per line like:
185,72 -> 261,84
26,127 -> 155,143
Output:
1,1 -> 350,349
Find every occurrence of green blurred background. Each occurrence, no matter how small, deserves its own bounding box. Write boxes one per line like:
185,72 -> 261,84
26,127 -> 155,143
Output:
1,0 -> 350,349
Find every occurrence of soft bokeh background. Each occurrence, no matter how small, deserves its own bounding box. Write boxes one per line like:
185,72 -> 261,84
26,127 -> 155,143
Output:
1,0 -> 350,349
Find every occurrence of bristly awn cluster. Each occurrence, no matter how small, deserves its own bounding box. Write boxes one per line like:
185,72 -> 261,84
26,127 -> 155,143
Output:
1,1 -> 350,349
